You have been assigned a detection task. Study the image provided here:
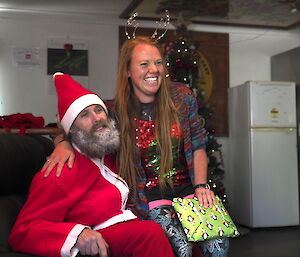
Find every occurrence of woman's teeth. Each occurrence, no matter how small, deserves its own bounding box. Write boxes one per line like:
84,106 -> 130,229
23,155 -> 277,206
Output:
144,77 -> 157,82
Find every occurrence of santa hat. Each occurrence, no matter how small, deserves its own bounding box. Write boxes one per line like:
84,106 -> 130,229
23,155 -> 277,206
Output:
53,72 -> 107,134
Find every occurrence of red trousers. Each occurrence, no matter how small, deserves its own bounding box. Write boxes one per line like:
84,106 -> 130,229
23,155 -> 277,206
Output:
99,219 -> 174,257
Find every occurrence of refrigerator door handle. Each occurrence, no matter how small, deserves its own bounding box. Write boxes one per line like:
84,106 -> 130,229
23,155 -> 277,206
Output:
250,127 -> 296,132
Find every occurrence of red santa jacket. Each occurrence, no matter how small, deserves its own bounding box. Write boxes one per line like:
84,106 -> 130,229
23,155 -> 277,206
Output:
9,147 -> 136,257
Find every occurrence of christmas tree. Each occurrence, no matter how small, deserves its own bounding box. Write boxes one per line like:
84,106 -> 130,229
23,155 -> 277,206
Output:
163,25 -> 228,205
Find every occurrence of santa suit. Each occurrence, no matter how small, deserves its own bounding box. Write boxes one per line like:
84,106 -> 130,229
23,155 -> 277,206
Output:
9,146 -> 174,257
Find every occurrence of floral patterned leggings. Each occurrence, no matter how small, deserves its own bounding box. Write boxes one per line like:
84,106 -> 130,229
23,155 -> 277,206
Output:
148,205 -> 229,257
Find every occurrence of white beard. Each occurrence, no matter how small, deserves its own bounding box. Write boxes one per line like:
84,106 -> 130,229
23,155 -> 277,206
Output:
69,119 -> 120,159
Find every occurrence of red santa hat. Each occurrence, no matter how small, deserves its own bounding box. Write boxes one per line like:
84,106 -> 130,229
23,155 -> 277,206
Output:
53,72 -> 107,134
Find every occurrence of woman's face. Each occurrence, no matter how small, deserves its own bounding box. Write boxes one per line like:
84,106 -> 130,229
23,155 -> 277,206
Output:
128,43 -> 164,103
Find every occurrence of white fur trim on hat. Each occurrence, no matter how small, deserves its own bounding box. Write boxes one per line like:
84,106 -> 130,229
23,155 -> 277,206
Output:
61,94 -> 108,134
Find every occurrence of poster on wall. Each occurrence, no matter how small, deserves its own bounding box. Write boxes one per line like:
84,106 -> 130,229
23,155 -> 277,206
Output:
13,47 -> 41,68
47,38 -> 89,95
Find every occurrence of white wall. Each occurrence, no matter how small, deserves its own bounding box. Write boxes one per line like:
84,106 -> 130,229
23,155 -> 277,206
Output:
0,12 -> 121,124
1,11 -> 300,196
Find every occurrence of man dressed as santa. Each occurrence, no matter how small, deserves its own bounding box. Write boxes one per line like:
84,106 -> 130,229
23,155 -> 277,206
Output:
9,73 -> 174,257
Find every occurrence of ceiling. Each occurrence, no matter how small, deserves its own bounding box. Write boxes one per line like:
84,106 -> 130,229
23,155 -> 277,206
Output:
0,0 -> 131,16
122,0 -> 300,30
0,0 -> 300,30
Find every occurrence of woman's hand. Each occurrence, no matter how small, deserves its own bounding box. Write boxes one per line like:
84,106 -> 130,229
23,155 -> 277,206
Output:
194,187 -> 216,208
192,149 -> 216,208
75,229 -> 109,257
42,140 -> 75,177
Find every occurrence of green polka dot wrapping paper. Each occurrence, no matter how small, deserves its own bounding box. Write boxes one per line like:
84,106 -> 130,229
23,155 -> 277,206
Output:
172,196 -> 240,242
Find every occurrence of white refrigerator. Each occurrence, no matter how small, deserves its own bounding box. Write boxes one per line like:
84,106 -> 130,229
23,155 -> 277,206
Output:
228,81 -> 299,228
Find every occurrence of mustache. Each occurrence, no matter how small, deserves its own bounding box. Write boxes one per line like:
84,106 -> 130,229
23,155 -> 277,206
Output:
90,120 -> 109,133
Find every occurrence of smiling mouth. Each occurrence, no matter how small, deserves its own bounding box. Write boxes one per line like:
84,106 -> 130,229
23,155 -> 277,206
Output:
144,77 -> 158,82
92,124 -> 108,134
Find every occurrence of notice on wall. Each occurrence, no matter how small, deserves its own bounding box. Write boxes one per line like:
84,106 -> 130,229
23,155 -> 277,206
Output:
13,47 -> 41,68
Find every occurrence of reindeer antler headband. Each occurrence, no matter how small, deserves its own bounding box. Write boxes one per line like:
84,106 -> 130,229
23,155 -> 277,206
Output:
125,10 -> 170,41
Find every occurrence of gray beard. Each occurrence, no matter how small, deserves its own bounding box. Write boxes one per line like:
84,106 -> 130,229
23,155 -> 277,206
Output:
69,119 -> 120,159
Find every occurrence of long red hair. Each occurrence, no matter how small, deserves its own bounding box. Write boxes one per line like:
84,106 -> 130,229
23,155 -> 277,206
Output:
115,36 -> 179,194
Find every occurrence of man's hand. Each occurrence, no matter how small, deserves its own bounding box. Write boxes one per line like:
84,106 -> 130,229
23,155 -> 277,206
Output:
75,229 -> 109,257
41,141 -> 75,177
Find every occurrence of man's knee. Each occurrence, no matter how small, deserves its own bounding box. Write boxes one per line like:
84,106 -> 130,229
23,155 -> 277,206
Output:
140,220 -> 165,238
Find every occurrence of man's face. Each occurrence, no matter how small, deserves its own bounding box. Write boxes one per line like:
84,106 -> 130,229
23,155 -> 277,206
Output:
70,104 -> 119,158
73,104 -> 108,135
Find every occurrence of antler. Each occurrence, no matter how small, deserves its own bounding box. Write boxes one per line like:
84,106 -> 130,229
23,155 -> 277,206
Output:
125,10 -> 170,41
151,10 -> 170,41
125,12 -> 139,40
